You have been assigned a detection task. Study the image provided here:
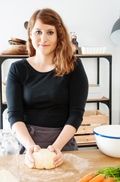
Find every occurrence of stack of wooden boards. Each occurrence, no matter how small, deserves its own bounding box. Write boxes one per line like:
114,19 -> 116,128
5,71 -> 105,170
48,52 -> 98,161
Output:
75,110 -> 108,147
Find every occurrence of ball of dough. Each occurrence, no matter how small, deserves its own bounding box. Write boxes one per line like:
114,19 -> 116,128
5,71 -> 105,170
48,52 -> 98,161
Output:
33,149 -> 56,169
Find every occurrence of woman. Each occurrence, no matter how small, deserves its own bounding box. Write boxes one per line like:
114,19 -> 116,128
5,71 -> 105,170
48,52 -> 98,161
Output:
6,8 -> 88,168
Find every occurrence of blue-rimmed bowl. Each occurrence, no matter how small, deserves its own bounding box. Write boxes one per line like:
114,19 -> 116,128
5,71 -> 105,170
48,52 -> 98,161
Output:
94,125 -> 120,158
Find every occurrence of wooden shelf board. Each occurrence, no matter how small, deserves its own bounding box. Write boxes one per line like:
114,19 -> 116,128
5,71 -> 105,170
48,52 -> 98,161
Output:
87,96 -> 109,102
0,55 -> 28,58
77,142 -> 97,147
75,54 -> 112,57
89,84 -> 100,87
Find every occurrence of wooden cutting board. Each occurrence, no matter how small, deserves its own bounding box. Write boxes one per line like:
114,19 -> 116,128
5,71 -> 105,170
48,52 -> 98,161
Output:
0,149 -> 120,182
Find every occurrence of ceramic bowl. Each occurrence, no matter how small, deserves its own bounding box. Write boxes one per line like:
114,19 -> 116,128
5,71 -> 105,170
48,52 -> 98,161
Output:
81,46 -> 106,54
94,125 -> 120,158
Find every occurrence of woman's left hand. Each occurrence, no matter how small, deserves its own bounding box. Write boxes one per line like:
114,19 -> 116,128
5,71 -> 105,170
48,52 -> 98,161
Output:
24,144 -> 41,168
47,145 -> 64,167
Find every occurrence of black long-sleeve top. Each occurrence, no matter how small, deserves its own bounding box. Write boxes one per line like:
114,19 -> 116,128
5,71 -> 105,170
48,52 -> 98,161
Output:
6,58 -> 88,130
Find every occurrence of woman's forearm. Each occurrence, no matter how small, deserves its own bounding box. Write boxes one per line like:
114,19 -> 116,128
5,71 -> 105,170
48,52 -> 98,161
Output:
12,122 -> 76,151
52,124 -> 76,151
12,122 -> 35,149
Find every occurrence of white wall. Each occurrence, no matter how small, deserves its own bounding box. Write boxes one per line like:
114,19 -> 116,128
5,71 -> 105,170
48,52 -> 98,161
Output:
0,0 -> 120,124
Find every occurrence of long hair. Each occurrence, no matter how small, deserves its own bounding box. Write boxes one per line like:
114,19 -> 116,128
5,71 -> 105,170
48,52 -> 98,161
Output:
27,8 -> 75,76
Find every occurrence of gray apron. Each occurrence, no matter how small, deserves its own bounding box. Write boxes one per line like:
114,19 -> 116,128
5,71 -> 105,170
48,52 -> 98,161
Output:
20,125 -> 78,154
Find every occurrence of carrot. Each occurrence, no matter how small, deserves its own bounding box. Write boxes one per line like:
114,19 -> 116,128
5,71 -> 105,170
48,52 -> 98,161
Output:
79,172 -> 96,182
89,174 -> 105,182
103,177 -> 115,182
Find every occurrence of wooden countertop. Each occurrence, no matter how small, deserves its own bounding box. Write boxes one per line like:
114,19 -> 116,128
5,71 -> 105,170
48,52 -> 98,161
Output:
0,148 -> 120,182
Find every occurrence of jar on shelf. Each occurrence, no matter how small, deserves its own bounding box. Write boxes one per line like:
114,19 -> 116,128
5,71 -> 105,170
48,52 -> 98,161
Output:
70,32 -> 79,54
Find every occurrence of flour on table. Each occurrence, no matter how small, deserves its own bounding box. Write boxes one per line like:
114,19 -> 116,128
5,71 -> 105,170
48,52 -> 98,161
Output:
0,153 -> 90,182
64,153 -> 89,172
0,169 -> 19,182
20,153 -> 90,182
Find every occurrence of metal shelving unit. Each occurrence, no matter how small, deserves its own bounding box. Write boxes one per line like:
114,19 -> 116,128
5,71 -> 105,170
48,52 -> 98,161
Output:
75,54 -> 112,147
77,54 -> 112,124
0,55 -> 28,129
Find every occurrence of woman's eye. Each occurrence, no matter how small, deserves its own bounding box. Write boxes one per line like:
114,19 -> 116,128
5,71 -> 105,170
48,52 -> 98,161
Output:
47,31 -> 54,35
35,30 -> 42,35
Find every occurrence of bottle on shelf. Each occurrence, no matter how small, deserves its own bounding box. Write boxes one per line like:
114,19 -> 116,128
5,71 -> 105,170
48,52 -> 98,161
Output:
70,32 -> 80,54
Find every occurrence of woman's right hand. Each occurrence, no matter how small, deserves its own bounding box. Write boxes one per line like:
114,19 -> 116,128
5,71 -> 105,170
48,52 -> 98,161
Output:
24,145 -> 41,168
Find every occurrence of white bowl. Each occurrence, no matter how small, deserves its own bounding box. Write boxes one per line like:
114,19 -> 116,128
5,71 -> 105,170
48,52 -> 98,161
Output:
81,46 -> 106,54
94,125 -> 120,158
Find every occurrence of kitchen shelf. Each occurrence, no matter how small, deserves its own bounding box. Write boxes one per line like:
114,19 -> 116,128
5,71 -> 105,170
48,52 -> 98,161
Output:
78,54 -> 112,118
0,55 -> 28,129
74,54 -> 112,147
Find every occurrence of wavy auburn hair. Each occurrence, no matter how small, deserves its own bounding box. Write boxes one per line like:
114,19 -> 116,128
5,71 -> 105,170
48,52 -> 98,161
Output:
27,8 -> 76,76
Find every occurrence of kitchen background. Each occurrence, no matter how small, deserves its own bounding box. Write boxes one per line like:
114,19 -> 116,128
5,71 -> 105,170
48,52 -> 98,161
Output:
0,0 -> 120,125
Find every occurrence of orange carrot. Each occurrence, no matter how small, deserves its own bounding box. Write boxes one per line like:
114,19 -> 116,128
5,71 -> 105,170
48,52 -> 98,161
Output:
103,177 -> 115,182
89,174 -> 105,182
79,172 -> 96,182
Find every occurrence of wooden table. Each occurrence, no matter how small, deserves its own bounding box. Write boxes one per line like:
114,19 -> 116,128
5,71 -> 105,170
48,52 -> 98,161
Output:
0,148 -> 120,182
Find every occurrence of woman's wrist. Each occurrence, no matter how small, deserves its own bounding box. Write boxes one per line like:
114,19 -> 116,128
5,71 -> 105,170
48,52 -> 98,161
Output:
51,144 -> 62,151
25,142 -> 37,150
26,144 -> 41,152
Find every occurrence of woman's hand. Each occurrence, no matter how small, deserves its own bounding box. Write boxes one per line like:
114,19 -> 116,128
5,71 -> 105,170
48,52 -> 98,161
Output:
24,145 -> 41,168
47,145 -> 64,167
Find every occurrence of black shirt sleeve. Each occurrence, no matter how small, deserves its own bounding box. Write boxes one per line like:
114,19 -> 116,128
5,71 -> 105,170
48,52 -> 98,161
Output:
66,59 -> 88,130
6,61 -> 25,127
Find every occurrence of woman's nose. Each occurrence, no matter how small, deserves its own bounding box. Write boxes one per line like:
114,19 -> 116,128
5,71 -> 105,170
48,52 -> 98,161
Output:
41,33 -> 48,43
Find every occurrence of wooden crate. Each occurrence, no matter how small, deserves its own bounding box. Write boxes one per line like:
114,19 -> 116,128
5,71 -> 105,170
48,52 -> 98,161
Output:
75,110 -> 109,147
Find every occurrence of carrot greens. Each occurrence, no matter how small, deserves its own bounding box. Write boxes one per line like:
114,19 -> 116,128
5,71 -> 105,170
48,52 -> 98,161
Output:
97,167 -> 120,182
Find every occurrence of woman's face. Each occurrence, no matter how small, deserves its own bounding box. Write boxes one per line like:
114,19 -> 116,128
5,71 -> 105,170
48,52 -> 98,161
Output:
30,19 -> 57,56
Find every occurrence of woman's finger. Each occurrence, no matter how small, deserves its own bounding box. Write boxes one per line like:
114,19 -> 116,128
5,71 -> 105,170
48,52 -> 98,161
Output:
47,145 -> 64,167
54,149 -> 63,159
24,153 -> 34,168
53,149 -> 64,166
26,145 -> 40,162
24,145 -> 41,168
47,145 -> 55,152
26,147 -> 34,163
54,153 -> 63,163
55,159 -> 63,167
34,145 -> 41,152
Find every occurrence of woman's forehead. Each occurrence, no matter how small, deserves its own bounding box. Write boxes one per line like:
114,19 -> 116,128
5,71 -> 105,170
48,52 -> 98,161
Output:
32,19 -> 56,30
